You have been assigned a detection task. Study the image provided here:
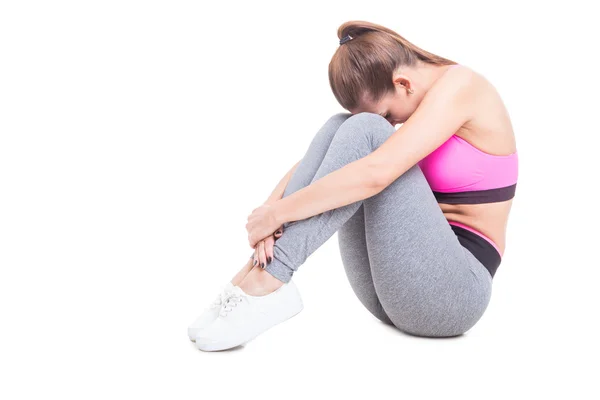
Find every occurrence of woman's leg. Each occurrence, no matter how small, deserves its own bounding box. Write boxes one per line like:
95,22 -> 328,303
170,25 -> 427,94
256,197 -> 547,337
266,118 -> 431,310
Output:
230,257 -> 255,286
264,112 -> 492,337
278,112 -> 353,199
337,204 -> 394,326
241,112 -> 393,327
234,113 -> 352,291
358,152 -> 492,337
272,112 -> 393,325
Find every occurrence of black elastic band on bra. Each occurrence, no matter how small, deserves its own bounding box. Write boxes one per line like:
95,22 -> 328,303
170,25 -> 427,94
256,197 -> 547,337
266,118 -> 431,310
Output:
450,225 -> 501,279
433,183 -> 517,205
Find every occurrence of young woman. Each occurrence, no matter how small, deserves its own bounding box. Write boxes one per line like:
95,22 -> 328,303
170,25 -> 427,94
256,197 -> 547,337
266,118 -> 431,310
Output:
189,20 -> 518,351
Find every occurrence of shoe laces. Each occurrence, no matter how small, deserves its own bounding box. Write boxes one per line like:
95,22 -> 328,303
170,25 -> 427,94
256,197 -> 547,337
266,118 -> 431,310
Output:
219,291 -> 244,317
208,288 -> 231,309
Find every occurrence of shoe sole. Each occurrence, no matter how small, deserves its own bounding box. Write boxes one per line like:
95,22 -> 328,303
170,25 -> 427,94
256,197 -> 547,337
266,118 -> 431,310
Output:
195,302 -> 304,351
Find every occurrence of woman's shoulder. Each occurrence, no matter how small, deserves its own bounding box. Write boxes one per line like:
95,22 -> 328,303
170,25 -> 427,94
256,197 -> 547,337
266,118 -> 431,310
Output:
454,66 -> 517,154
452,65 -> 501,99
429,64 -> 481,101
444,65 -> 507,115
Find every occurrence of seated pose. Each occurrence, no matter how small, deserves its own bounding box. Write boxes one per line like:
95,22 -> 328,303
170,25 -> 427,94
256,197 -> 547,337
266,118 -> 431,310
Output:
189,20 -> 518,351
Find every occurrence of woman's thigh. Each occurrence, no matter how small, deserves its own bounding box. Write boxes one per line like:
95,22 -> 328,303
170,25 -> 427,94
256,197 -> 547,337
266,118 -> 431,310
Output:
338,204 -> 394,326
363,163 -> 493,337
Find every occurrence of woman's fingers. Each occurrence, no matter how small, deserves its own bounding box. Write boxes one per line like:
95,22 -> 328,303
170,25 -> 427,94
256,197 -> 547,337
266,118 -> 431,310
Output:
251,241 -> 265,268
257,240 -> 267,268
250,230 -> 282,269
264,235 -> 275,265
252,249 -> 258,268
252,241 -> 261,269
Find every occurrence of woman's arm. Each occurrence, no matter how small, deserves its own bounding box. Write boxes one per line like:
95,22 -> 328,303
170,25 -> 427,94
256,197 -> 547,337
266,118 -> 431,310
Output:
263,159 -> 301,205
272,67 -> 475,226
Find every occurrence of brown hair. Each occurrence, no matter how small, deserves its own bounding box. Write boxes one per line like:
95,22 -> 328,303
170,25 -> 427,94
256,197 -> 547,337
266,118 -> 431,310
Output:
329,20 -> 458,111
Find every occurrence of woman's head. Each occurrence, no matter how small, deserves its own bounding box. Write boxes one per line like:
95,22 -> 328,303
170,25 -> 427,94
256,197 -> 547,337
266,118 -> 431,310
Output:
329,21 -> 457,125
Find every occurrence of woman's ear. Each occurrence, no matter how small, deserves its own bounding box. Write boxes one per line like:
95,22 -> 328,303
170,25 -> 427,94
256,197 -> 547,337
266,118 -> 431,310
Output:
392,73 -> 411,93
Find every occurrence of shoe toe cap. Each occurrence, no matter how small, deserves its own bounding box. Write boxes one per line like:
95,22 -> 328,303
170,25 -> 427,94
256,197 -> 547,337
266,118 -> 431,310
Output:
188,312 -> 218,340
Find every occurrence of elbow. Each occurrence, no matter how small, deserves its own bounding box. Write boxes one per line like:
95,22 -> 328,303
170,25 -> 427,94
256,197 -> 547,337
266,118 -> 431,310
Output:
365,154 -> 401,192
369,159 -> 408,191
368,164 -> 391,192
373,174 -> 391,192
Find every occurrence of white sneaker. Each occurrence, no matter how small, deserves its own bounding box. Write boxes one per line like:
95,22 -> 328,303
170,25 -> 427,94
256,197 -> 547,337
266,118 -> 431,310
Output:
187,281 -> 235,342
194,280 -> 304,351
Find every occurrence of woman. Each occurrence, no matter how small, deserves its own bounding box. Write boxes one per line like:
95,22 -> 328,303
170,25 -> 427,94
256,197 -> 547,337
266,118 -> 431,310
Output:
188,20 -> 518,351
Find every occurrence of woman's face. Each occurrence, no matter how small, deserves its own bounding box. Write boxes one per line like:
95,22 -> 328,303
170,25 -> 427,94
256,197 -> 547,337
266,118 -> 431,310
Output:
370,88 -> 415,127
350,71 -> 423,127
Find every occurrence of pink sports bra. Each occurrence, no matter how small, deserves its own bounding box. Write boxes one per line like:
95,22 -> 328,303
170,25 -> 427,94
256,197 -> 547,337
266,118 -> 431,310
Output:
417,134 -> 519,204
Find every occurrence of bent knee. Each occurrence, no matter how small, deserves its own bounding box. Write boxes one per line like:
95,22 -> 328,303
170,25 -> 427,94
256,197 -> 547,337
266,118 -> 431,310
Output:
336,112 -> 396,148
344,112 -> 392,128
329,112 -> 353,124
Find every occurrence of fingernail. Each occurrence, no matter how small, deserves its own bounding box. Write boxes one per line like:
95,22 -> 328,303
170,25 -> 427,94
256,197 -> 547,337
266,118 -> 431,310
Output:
261,262 -> 265,268
267,256 -> 272,263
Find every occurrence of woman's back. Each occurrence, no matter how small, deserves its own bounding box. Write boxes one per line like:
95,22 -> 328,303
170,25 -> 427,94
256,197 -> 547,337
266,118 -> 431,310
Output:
425,66 -> 519,257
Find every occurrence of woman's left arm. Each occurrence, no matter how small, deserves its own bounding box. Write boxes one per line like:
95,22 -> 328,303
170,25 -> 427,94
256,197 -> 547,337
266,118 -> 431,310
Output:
272,67 -> 476,227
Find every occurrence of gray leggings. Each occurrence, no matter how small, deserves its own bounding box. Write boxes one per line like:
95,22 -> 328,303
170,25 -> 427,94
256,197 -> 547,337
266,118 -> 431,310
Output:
264,112 -> 493,337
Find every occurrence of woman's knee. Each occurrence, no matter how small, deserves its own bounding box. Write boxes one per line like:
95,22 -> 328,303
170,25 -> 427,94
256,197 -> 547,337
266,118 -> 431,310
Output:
336,112 -> 396,149
329,112 -> 353,125
310,112 -> 353,147
322,112 -> 353,137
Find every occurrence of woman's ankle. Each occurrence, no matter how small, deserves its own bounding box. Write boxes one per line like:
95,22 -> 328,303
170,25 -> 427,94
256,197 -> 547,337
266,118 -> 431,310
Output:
239,266 -> 285,296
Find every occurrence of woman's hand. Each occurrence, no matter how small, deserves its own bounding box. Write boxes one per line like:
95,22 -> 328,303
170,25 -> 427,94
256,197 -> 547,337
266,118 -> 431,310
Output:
246,203 -> 281,248
251,227 -> 283,269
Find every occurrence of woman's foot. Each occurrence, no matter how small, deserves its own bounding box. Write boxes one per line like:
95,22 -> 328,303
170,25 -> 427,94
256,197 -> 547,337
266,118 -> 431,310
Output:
238,264 -> 285,296
195,280 -> 304,351
187,281 -> 235,341
188,257 -> 255,341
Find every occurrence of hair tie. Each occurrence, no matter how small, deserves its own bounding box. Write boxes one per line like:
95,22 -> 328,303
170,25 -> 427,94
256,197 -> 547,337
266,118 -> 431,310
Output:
339,34 -> 353,45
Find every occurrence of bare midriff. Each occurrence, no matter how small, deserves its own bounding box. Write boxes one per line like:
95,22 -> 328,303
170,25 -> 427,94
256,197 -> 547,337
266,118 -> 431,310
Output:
440,199 -> 513,256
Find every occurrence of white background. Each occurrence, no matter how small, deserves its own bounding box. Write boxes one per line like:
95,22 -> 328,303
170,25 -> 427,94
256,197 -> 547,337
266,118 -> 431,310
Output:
1,0 -> 598,399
